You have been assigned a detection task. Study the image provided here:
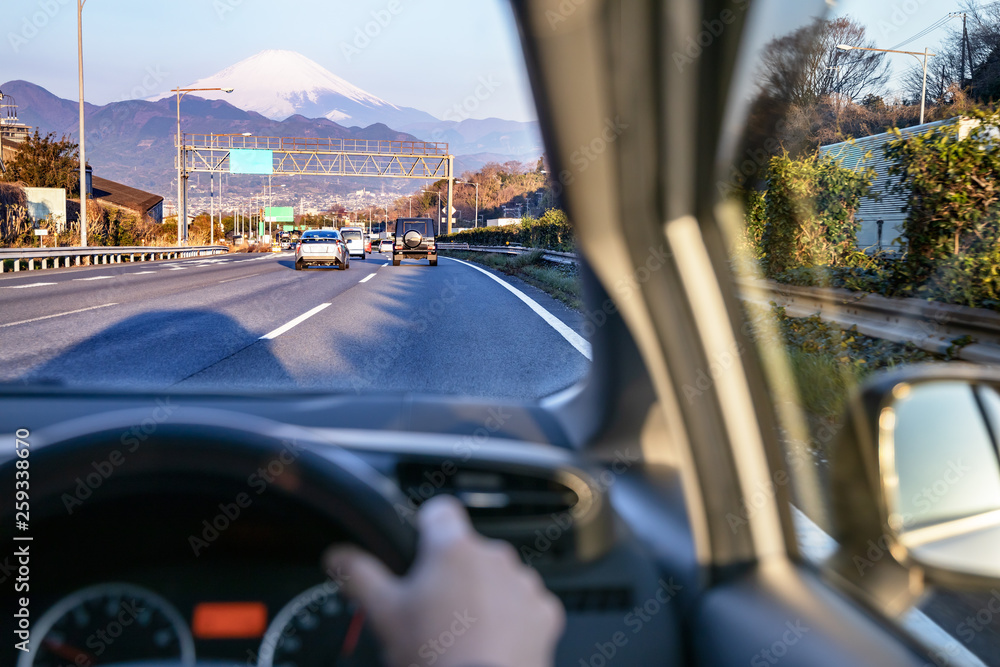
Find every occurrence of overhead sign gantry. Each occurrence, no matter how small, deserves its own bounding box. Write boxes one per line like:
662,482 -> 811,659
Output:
176,134 -> 456,235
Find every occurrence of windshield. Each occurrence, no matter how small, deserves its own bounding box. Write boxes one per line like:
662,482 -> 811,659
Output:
300,232 -> 340,243
0,0 -> 589,401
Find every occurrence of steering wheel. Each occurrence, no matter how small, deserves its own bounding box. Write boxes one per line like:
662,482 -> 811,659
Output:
3,406 -> 419,574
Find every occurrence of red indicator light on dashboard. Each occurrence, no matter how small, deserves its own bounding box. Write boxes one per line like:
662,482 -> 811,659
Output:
192,602 -> 268,639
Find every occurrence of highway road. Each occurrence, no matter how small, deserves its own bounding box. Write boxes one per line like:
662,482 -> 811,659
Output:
0,251 -> 590,397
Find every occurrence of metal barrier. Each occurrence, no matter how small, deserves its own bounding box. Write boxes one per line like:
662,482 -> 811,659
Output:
0,245 -> 228,273
445,244 -> 1000,363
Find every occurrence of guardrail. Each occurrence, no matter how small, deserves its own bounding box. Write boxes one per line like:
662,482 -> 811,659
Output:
439,243 -> 578,266
442,244 -> 1000,364
0,245 -> 228,273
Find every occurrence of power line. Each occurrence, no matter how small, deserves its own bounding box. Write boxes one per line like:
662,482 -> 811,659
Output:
888,15 -> 953,51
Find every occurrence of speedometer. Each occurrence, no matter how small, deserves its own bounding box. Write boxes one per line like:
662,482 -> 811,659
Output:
18,582 -> 195,667
257,582 -> 379,667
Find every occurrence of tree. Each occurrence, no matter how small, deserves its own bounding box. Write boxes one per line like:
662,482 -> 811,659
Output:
756,17 -> 890,106
1,132 -> 81,194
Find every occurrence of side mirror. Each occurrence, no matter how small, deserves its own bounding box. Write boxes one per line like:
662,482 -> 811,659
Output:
846,365 -> 1000,589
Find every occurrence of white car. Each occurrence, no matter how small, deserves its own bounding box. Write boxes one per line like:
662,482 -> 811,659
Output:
339,227 -> 367,259
294,229 -> 350,270
378,239 -> 393,253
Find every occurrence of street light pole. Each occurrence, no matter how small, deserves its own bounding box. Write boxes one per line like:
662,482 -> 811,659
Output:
836,44 -> 935,124
173,87 -> 233,244
457,180 -> 479,228
77,0 -> 88,248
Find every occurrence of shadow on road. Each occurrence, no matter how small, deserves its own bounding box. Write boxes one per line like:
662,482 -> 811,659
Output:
20,310 -> 296,389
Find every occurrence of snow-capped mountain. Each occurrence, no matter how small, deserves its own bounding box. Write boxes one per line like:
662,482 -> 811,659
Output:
152,50 -> 438,128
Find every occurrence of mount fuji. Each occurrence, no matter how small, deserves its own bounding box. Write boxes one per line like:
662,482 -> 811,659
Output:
153,50 -> 438,128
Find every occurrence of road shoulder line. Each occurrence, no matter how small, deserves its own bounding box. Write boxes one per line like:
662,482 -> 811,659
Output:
444,257 -> 592,360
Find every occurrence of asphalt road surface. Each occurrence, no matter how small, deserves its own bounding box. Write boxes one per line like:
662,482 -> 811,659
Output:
0,251 -> 590,398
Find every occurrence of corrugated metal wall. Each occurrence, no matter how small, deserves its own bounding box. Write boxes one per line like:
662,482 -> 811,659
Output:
819,117 -> 967,252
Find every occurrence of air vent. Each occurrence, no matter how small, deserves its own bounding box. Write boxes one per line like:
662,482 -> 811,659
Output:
395,463 -> 579,519
394,460 -> 614,564
553,588 -> 634,613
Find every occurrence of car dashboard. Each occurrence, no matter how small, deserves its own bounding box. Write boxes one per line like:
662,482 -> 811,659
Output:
1,389 -> 682,667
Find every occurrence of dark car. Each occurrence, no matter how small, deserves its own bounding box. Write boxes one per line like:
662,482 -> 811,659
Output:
392,218 -> 437,266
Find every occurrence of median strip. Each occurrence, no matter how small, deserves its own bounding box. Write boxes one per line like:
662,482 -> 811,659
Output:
1,303 -> 119,329
445,257 -> 592,360
259,303 -> 331,340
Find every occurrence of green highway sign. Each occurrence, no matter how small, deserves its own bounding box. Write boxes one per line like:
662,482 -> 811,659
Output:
265,207 -> 295,223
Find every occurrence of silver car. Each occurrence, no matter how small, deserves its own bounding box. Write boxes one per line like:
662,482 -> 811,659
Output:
294,229 -> 350,270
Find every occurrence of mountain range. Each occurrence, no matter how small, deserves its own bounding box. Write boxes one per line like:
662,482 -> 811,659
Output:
1,50 -> 543,202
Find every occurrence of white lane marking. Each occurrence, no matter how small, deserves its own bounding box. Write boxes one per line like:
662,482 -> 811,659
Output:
259,303 -> 331,340
445,257 -> 592,360
132,271 -> 158,275
219,272 -> 264,284
1,303 -> 118,329
359,273 -> 376,283
73,276 -> 114,281
382,262 -> 389,267
1,282 -> 56,289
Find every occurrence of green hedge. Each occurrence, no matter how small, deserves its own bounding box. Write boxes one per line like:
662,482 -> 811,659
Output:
439,209 -> 574,252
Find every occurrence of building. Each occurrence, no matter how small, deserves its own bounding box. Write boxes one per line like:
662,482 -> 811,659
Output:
819,117 -> 977,250
90,175 -> 164,224
486,217 -> 522,227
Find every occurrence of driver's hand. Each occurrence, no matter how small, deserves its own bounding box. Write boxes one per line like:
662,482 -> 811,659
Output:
324,495 -> 565,667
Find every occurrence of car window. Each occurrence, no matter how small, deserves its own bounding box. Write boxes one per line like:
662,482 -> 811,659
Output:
341,230 -> 362,241
400,221 -> 431,236
724,0 -> 1000,661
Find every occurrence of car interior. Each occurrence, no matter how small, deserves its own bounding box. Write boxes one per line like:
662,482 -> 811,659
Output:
4,0 -> 1000,666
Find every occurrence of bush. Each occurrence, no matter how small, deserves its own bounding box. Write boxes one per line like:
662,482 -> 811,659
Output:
439,209 -> 574,251
760,150 -> 877,278
885,110 -> 1000,304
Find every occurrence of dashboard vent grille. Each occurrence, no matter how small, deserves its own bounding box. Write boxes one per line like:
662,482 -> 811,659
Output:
395,463 -> 579,519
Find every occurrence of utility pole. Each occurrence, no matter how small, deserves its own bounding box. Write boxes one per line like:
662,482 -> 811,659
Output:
961,12 -> 969,89
77,0 -> 88,248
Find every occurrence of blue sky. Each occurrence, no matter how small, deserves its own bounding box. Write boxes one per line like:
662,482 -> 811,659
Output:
2,0 -> 973,120
3,0 -> 538,121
